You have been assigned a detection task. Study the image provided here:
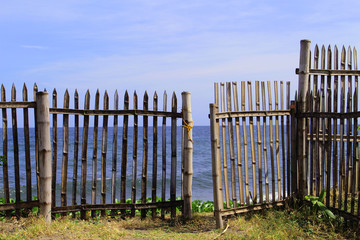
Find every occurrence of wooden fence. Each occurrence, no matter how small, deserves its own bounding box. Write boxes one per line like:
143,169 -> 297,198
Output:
0,84 -> 193,222
210,81 -> 291,228
295,40 -> 360,222
211,40 -> 360,228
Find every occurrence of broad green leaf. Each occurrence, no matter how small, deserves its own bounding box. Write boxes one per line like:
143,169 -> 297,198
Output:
319,190 -> 326,202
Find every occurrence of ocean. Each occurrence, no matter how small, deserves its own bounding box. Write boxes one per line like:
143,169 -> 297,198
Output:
0,125 -> 288,205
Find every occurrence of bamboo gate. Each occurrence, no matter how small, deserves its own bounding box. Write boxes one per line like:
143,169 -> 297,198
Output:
0,85 -> 193,222
210,81 -> 291,228
210,40 -> 360,228
296,40 -> 360,223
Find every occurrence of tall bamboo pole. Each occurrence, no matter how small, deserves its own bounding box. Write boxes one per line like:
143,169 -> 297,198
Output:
182,92 -> 193,219
36,91 -> 52,223
210,103 -> 224,229
298,39 -> 311,198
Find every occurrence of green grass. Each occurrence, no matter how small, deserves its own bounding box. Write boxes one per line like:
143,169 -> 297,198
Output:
0,197 -> 359,239
0,205 -> 358,239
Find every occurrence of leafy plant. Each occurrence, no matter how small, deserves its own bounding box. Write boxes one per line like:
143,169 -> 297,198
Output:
304,190 -> 335,220
192,200 -> 214,212
0,155 -> 6,167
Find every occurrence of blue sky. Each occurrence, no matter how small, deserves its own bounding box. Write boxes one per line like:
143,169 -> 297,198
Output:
1,0 -> 360,125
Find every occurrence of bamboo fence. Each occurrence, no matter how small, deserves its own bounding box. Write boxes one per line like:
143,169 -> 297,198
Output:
0,84 -> 193,222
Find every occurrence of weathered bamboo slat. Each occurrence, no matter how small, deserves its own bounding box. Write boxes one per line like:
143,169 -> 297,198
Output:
220,83 -> 231,208
100,92 -> 109,216
52,200 -> 184,213
313,44 -> 320,96
226,83 -> 237,208
51,89 -> 57,210
111,91 -> 119,217
319,46 -> 326,194
290,95 -> 298,194
312,45 -> 320,195
344,48 -> 353,212
1,85 -> 9,208
49,108 -> 182,117
170,92 -> 177,219
22,84 -> 32,206
181,110 -> 185,201
11,85 -> 21,217
350,85 -> 358,214
280,81 -> 286,198
0,101 -> 36,108
351,48 -> 358,215
72,90 -> 79,207
296,111 -> 360,119
261,82 -> 270,202
286,82 -> 291,197
304,90 -> 310,195
267,82 -> 276,201
247,81 -> 257,203
219,201 -> 286,217
120,91 -> 129,207
241,82 -> 250,205
91,90 -> 99,218
61,90 -> 70,209
332,46 -> 339,208
255,81 -> 263,203
215,83 -> 224,206
131,91 -> 138,217
274,82 -> 281,200
80,91 -> 90,219
309,91 -> 315,195
161,91 -> 167,219
314,91 -> 320,195
0,201 -> 39,211
141,92 -> 149,219
325,45 -> 332,206
152,92 -> 158,218
215,110 -> 290,119
34,84 -> 40,197
338,46 -> 346,209
296,68 -> 360,76
232,82 -> 244,204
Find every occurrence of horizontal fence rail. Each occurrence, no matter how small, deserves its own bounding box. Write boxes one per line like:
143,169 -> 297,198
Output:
210,80 -> 291,228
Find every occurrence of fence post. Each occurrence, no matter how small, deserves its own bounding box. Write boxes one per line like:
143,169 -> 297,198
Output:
36,91 -> 52,223
210,103 -> 224,229
297,40 -> 311,198
182,92 -> 193,219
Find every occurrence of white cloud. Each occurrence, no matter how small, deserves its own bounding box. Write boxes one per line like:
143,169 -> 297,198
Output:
21,45 -> 48,49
